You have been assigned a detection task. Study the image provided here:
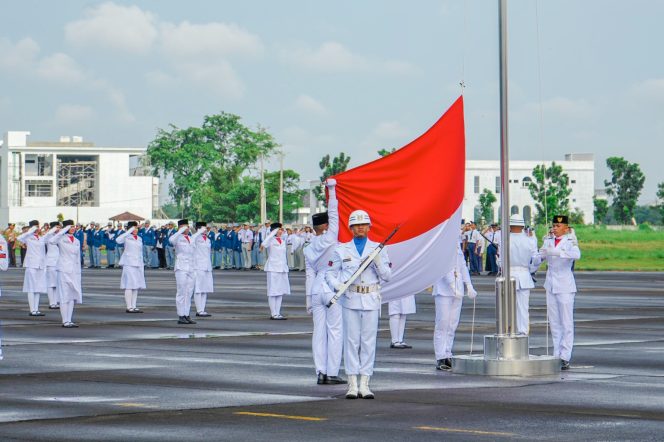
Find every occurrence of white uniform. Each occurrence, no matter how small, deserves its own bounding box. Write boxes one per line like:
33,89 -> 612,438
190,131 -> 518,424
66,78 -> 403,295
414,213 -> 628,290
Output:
193,229 -> 214,314
240,228 -> 253,269
498,232 -> 540,335
432,245 -> 476,360
116,227 -> 146,311
326,239 -> 391,376
304,186 -> 342,377
49,228 -> 82,325
388,296 -> 416,345
262,229 -> 291,318
0,235 -> 6,358
45,236 -> 60,307
533,234 -> 581,362
170,227 -> 196,317
18,226 -> 55,314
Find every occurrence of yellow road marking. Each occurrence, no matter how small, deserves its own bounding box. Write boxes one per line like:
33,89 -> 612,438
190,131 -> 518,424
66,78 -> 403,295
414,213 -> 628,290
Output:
114,402 -> 159,409
234,411 -> 326,421
415,426 -> 515,437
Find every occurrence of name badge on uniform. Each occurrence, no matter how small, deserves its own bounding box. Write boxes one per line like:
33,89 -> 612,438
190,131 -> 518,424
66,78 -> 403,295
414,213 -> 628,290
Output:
342,258 -> 352,263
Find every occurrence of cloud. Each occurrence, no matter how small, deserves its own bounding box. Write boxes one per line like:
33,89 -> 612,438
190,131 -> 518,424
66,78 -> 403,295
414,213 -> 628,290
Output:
64,2 -> 158,54
281,41 -> 417,75
628,78 -> 664,104
361,120 -> 411,152
160,21 -> 263,59
0,37 -> 40,70
174,61 -> 245,100
294,94 -> 327,114
516,96 -> 595,123
36,53 -> 86,83
54,104 -> 95,125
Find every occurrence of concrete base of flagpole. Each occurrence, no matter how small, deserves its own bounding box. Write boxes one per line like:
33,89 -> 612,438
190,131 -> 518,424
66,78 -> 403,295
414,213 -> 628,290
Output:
452,335 -> 560,376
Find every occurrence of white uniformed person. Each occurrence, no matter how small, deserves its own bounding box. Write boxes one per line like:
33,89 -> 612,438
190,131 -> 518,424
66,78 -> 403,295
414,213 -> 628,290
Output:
49,220 -> 83,328
0,232 -> 7,359
170,219 -> 197,324
532,214 -> 581,370
303,178 -> 345,385
498,214 -> 539,335
192,222 -> 214,317
432,243 -> 477,370
116,221 -> 146,313
325,210 -> 392,400
45,221 -> 61,310
261,222 -> 291,319
18,220 -> 56,317
388,295 -> 416,349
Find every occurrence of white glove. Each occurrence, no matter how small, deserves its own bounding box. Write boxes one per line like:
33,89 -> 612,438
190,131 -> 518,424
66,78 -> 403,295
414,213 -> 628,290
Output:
127,227 -> 135,234
178,226 -> 187,234
539,247 -> 548,257
198,227 -> 206,234
305,296 -> 312,315
547,247 -> 561,257
325,178 -> 337,187
466,283 -> 477,299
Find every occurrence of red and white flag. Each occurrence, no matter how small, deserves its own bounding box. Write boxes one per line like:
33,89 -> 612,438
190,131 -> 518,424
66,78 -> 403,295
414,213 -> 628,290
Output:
332,96 -> 465,302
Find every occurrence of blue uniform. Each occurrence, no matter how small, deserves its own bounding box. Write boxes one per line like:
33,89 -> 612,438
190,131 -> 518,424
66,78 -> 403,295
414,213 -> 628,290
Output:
93,229 -> 104,267
105,228 -> 117,267
74,229 -> 85,265
85,227 -> 96,267
231,229 -> 242,269
165,228 -> 176,269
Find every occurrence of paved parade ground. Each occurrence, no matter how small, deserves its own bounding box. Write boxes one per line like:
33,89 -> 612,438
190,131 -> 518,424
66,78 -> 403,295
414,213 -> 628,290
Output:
0,269 -> 663,441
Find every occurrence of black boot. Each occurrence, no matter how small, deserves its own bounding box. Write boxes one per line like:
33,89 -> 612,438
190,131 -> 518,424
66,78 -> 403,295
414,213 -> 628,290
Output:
317,373 -> 327,385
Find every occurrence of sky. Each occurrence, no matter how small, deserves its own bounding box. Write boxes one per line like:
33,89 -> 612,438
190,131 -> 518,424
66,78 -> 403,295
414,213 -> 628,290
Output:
1,0 -> 663,203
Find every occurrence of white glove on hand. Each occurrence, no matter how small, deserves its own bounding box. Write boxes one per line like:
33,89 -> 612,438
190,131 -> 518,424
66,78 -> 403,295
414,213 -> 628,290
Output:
305,296 -> 312,315
198,227 -> 206,234
178,226 -> 187,234
325,178 -> 337,187
539,247 -> 548,257
547,247 -> 561,257
466,283 -> 478,299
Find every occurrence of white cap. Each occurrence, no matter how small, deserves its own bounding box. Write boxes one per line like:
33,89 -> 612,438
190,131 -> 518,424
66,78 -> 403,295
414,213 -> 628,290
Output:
509,214 -> 525,227
348,210 -> 371,227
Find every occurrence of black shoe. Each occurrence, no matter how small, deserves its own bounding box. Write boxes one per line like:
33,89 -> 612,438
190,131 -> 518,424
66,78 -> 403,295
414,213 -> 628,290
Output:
561,359 -> 570,371
325,376 -> 347,385
390,342 -> 406,349
29,312 -> 45,317
317,373 -> 327,385
400,342 -> 413,349
49,304 -> 59,309
185,316 -> 197,324
273,315 -> 287,320
196,312 -> 212,317
436,358 -> 452,370
133,308 -> 143,313
178,316 -> 189,324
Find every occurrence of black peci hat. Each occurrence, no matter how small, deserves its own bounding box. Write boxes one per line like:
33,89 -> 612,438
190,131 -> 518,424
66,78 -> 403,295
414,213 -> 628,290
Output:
270,222 -> 282,231
127,221 -> 138,228
63,219 -> 74,227
553,215 -> 569,225
312,212 -> 329,226
195,221 -> 207,229
29,220 -> 39,227
178,219 -> 189,227
49,221 -> 60,228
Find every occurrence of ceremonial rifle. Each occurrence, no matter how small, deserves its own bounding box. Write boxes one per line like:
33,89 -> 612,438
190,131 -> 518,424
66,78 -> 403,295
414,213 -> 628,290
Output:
326,225 -> 401,308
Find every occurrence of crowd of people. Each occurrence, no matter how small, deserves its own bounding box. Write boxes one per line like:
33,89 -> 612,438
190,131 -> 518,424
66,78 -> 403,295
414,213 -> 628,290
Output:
0,186 -> 581,391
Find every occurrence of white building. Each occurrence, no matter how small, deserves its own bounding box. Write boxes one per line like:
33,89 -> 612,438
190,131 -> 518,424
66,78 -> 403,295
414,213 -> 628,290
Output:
463,153 -> 595,225
1,131 -> 158,226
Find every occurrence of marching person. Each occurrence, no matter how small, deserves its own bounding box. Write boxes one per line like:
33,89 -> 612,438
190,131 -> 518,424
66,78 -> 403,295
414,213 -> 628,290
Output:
432,243 -> 478,370
325,210 -> 392,400
260,222 -> 290,320
45,221 -> 61,309
170,219 -> 197,324
304,178 -> 345,385
192,222 -> 214,317
18,220 -> 56,316
532,215 -> 581,371
388,295 -> 416,349
115,221 -> 146,313
49,220 -> 82,328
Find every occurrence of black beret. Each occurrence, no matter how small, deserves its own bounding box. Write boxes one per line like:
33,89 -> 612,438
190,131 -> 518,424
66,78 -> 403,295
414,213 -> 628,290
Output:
270,222 -> 282,231
195,221 -> 207,229
63,220 -> 74,227
553,215 -> 569,224
178,219 -> 189,227
127,221 -> 138,228
312,212 -> 329,226
29,220 -> 39,227
49,221 -> 60,228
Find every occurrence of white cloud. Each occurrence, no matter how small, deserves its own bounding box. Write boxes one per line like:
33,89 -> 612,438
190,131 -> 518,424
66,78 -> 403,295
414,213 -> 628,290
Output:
160,21 -> 263,59
628,78 -> 664,104
145,70 -> 178,88
174,61 -> 245,100
516,96 -> 594,123
36,53 -> 86,83
294,94 -> 327,114
54,104 -> 95,125
0,37 -> 40,70
360,120 -> 411,152
64,2 -> 158,54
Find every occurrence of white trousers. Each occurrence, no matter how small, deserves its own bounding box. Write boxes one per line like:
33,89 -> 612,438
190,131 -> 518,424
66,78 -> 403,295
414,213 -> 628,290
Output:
242,243 -> 252,269
194,293 -> 208,313
389,314 -> 407,343
124,289 -> 138,310
434,296 -> 462,360
27,292 -> 41,313
516,289 -> 530,335
268,296 -> 283,317
311,293 -> 343,376
175,271 -> 194,316
60,300 -> 74,324
47,287 -> 59,306
547,291 -> 575,361
343,308 -> 379,376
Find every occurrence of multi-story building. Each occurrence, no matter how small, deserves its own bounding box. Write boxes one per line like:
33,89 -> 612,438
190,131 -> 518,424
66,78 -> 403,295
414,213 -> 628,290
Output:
0,131 -> 158,226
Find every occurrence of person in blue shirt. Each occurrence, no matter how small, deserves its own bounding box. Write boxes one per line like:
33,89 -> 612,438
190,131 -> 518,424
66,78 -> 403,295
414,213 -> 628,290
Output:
75,224 -> 85,266
231,225 -> 242,269
157,225 -> 168,268
213,227 -> 224,269
164,222 -> 176,270
105,223 -> 117,268
221,225 -> 232,270
85,222 -> 96,268
114,224 -> 126,263
139,221 -> 157,268
93,225 -> 105,268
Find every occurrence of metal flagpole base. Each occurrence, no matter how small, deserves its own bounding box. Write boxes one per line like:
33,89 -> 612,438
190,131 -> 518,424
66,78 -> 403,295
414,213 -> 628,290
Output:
452,335 -> 559,376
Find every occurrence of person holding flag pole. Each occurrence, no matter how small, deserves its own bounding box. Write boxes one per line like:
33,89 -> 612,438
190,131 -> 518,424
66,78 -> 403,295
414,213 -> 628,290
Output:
325,210 -> 392,400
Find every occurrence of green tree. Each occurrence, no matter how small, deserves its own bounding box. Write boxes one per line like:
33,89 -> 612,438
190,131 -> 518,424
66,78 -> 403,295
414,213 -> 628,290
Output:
528,162 -> 572,225
478,188 -> 497,224
593,196 -> 609,225
314,152 -> 351,205
604,157 -> 646,224
657,182 -> 664,224
377,147 -> 396,157
569,208 -> 585,225
147,112 -> 277,217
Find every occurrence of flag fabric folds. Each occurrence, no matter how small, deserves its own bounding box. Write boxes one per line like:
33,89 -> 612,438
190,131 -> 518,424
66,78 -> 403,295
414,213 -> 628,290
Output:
331,96 -> 466,302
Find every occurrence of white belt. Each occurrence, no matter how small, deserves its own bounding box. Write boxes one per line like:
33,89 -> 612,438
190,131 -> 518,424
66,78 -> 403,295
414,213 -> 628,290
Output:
511,266 -> 530,272
349,284 -> 380,294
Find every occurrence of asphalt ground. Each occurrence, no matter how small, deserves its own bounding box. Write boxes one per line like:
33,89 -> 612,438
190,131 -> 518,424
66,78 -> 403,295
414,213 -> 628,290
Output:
0,267 -> 663,441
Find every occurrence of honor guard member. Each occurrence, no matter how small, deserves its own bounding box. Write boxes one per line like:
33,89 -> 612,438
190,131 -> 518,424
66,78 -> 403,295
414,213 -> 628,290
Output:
193,222 -> 214,317
0,231 -> 8,358
260,222 -> 290,319
45,221 -> 61,309
432,244 -> 478,370
304,179 -> 346,385
532,215 -> 581,371
116,221 -> 146,313
49,220 -> 82,327
19,221 -> 56,316
170,220 -> 197,324
388,295 -> 416,349
498,214 -> 539,335
325,210 -> 392,400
